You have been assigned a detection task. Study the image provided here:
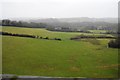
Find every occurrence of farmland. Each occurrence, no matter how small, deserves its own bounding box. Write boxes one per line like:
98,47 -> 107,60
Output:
2,26 -> 119,78
2,26 -> 114,39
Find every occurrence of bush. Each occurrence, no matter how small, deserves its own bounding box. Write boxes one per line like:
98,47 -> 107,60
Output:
108,39 -> 120,48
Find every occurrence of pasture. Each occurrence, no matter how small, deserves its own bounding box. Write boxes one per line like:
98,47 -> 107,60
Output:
88,30 -> 107,33
2,26 -> 113,40
2,26 -> 119,78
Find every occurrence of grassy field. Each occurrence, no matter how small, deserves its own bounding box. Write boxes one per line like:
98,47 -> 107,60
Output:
2,26 -> 113,40
0,26 -> 2,73
0,35 -> 2,74
2,26 -> 119,78
88,30 -> 107,33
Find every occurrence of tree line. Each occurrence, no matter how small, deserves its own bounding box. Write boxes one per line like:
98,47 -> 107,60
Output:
1,19 -> 119,34
70,35 -> 116,40
0,31 -> 62,41
1,19 -> 47,28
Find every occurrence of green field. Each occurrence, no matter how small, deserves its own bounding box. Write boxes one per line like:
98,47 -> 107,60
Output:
88,30 -> 107,33
2,26 -> 119,78
2,26 -> 113,39
0,35 -> 2,74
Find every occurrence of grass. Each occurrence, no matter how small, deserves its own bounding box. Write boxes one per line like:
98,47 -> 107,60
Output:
0,26 -> 2,31
0,35 -> 2,74
2,26 -> 113,40
0,25 -> 2,73
2,26 -> 119,78
88,30 -> 107,33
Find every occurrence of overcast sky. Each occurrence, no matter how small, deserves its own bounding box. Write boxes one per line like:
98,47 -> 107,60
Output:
0,0 -> 119,19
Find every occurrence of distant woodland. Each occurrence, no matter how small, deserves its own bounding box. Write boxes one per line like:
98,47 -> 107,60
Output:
0,18 -> 118,33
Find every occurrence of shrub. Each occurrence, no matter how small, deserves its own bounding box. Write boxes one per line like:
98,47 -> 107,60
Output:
108,39 -> 120,48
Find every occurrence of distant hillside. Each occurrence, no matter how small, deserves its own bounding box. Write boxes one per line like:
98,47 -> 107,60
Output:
28,17 -> 118,23
8,17 -> 118,23
1,17 -> 118,32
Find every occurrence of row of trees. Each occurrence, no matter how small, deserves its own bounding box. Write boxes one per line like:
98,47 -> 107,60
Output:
70,35 -> 116,40
2,19 -> 47,28
46,27 -> 91,33
1,31 -> 62,41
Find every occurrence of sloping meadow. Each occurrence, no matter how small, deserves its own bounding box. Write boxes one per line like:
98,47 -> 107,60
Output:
2,26 -> 119,78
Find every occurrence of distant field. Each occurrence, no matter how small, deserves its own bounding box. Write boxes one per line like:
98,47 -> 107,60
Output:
88,30 -> 107,33
2,26 -> 119,78
2,26 -> 113,40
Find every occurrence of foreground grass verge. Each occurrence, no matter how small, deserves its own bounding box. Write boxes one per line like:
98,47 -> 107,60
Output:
2,35 -> 118,78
